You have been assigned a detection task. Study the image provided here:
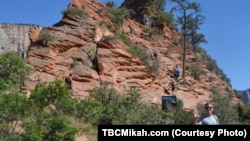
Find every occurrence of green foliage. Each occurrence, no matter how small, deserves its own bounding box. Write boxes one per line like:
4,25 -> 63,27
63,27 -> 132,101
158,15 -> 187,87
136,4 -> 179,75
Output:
172,37 -> 183,46
153,0 -> 167,12
146,0 -> 167,15
196,90 -> 240,125
90,83 -> 119,106
204,54 -> 231,86
211,93 -> 239,124
105,1 -> 116,8
22,80 -> 78,140
206,58 -> 218,72
142,27 -> 155,37
208,75 -> 215,82
29,80 -> 71,110
219,70 -> 231,84
37,31 -> 55,46
196,46 -> 207,54
187,63 -> 205,80
117,33 -> 132,46
156,11 -> 174,27
42,112 -> 78,141
22,111 -> 78,141
0,93 -> 27,121
0,92 -> 27,140
62,7 -> 86,18
0,52 -> 32,91
189,32 -> 207,57
170,0 -> 205,79
174,109 -> 193,124
171,99 -> 193,124
0,78 -> 249,140
127,45 -> 150,65
146,60 -> 160,76
107,7 -> 129,32
117,33 -> 158,76
236,104 -> 250,124
82,85 -> 175,125
126,42 -> 159,76
21,117 -> 43,141
74,98 -> 102,123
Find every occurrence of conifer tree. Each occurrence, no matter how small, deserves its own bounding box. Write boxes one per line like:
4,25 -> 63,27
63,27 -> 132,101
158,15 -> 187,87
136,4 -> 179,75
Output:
169,0 -> 205,79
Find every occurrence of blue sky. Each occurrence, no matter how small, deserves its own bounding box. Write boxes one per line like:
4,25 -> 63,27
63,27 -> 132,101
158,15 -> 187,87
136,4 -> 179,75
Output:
0,0 -> 249,90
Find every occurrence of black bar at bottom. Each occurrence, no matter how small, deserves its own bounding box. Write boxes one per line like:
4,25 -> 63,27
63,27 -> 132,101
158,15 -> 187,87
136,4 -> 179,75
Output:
98,125 -> 250,141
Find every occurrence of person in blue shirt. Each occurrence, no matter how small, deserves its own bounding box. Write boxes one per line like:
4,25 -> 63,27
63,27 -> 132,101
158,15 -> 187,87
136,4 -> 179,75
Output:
173,65 -> 180,80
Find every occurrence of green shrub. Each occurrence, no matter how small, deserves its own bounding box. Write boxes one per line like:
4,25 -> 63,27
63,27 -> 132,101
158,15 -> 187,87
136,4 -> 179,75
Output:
29,80 -> 71,109
142,27 -> 154,37
117,33 -> 132,46
206,58 -> 217,72
84,85 -> 175,125
237,104 -> 250,124
37,31 -> 55,46
0,52 -> 32,91
127,45 -> 150,64
105,1 -> 116,8
146,60 -> 160,76
107,7 -> 129,32
208,75 -> 215,82
62,7 -> 87,18
187,64 -> 205,80
172,37 -> 183,46
211,93 -> 239,124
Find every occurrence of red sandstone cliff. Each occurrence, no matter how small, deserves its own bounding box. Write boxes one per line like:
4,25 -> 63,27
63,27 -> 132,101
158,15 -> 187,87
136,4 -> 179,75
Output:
17,0 -> 240,110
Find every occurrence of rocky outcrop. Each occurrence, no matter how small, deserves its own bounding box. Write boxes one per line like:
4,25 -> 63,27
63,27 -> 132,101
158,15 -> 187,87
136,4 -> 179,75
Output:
0,23 -> 42,57
238,89 -> 250,105
0,0 -> 241,110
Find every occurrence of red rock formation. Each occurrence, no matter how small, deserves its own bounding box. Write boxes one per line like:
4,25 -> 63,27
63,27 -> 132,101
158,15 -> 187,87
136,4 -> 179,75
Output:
24,0 -> 240,110
28,26 -> 42,43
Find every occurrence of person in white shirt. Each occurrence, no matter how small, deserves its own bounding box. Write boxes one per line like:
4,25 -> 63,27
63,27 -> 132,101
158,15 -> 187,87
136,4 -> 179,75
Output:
193,102 -> 219,125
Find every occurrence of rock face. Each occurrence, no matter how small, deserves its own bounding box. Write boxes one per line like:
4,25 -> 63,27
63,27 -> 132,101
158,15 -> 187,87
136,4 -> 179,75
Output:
0,0 -> 241,110
0,23 -> 42,57
238,89 -> 250,105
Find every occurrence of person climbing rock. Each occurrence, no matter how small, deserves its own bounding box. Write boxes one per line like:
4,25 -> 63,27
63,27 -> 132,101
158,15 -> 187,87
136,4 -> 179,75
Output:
128,25 -> 133,36
163,80 -> 176,95
152,48 -> 158,59
65,74 -> 72,91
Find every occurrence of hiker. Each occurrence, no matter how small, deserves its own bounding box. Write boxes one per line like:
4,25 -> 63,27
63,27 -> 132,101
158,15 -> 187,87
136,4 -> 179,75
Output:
152,48 -> 158,59
163,80 -> 176,95
128,25 -> 133,36
65,74 -> 72,91
193,102 -> 219,125
173,65 -> 180,79
151,21 -> 155,28
157,23 -> 164,34
144,17 -> 149,26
